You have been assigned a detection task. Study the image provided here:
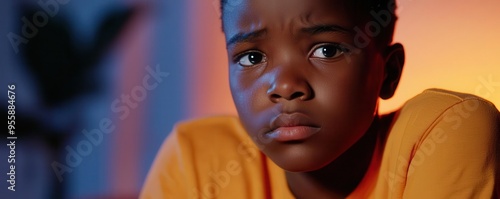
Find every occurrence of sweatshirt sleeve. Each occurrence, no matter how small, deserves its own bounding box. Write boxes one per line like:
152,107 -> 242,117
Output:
402,97 -> 500,199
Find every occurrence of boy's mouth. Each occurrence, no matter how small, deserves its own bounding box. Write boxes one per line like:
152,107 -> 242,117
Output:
265,113 -> 321,142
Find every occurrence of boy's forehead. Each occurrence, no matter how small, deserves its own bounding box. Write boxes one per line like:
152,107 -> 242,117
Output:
222,0 -> 366,39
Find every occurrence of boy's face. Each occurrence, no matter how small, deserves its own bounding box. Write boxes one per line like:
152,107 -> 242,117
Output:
224,0 -> 395,172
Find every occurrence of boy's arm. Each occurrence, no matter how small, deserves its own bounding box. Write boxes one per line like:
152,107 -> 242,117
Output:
402,98 -> 500,198
140,128 -> 196,199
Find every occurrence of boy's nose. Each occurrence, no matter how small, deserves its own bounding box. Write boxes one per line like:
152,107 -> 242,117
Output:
266,67 -> 313,103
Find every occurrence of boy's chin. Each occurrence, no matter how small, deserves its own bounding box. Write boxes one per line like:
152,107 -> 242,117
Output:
265,149 -> 336,173
277,158 -> 331,173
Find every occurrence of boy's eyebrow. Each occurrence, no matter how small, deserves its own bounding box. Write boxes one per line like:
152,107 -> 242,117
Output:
226,29 -> 267,47
300,24 -> 352,35
226,25 -> 349,47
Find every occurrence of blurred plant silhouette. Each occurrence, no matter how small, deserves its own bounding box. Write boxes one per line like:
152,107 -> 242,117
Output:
22,7 -> 136,107
16,4 -> 137,199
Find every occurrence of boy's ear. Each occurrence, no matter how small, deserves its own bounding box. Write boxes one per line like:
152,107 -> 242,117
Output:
380,43 -> 405,100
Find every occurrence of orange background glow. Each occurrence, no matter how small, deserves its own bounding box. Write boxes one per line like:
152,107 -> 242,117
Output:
187,0 -> 500,118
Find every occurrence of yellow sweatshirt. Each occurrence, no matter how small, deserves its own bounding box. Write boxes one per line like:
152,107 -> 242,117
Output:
141,89 -> 500,199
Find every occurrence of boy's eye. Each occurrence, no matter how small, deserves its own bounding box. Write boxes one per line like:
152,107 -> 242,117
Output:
237,52 -> 266,67
311,44 -> 347,59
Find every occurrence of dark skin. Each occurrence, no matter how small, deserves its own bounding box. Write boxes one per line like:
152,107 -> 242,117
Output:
223,0 -> 405,198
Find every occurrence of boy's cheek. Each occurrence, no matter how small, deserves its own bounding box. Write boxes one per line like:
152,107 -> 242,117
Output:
230,72 -> 269,103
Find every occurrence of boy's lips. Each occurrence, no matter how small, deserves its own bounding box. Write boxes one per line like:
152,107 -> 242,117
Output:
265,113 -> 321,142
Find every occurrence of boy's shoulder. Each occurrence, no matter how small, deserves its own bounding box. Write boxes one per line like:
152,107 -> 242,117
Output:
397,88 -> 498,126
389,88 -> 499,141
376,89 -> 500,198
403,88 -> 497,110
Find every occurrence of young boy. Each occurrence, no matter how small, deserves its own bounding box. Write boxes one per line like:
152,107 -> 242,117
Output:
141,0 -> 500,198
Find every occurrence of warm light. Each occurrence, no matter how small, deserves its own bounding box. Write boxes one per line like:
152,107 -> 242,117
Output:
381,0 -> 500,113
188,0 -> 500,117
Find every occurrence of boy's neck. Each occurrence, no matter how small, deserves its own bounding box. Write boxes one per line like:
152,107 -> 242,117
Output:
285,113 -> 394,198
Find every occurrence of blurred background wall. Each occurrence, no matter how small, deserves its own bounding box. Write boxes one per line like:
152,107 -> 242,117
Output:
1,0 -> 187,198
0,0 -> 499,198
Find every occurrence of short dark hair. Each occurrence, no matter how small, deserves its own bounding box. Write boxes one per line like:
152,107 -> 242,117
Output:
220,0 -> 398,47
